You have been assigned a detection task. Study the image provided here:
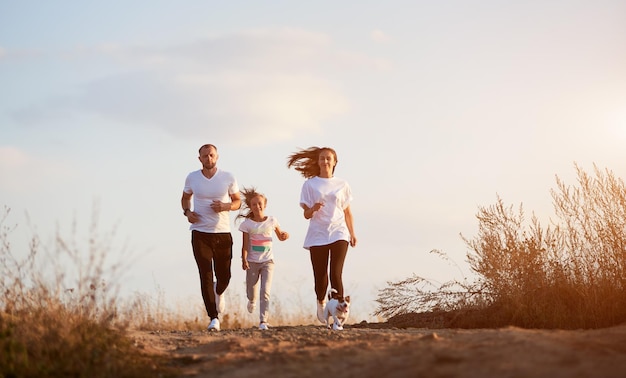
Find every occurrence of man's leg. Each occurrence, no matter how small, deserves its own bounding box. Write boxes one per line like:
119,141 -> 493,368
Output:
191,231 -> 218,319
212,233 -> 233,296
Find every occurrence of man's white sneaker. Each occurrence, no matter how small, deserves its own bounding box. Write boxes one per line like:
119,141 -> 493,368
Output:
317,300 -> 326,324
216,293 -> 225,313
208,318 -> 220,332
259,322 -> 269,331
247,300 -> 255,313
214,282 -> 225,313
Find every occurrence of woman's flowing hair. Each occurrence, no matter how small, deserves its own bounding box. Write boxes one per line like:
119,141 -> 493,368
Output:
236,186 -> 267,223
287,146 -> 338,178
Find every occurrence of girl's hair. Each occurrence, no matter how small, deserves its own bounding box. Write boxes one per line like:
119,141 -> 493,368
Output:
286,146 -> 338,179
236,186 -> 267,222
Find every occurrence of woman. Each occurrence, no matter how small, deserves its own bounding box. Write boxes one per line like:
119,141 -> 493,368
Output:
287,147 -> 357,323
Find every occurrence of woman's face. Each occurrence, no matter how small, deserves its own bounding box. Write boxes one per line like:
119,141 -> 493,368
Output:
318,149 -> 336,175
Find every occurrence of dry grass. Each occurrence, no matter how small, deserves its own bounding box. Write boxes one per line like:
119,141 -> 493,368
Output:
376,163 -> 626,329
8,162 -> 624,376
0,205 -> 176,377
0,204 -> 322,376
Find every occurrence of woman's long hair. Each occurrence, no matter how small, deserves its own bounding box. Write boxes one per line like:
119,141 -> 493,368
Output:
287,146 -> 338,179
236,186 -> 267,223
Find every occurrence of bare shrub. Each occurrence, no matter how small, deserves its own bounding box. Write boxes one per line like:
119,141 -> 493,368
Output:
376,164 -> 626,329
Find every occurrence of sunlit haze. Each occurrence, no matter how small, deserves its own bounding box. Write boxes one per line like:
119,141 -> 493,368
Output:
1,1 -> 625,320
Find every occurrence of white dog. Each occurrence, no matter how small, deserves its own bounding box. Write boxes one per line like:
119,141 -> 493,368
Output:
323,288 -> 351,330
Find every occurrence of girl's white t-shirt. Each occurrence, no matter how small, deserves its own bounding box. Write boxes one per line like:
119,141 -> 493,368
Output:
299,176 -> 353,249
239,216 -> 280,263
183,169 -> 239,233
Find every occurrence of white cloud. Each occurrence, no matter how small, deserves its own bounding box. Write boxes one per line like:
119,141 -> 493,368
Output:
370,29 -> 391,43
0,146 -> 75,193
8,28 -> 386,145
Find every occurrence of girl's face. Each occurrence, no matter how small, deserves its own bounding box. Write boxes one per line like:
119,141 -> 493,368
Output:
249,195 -> 266,218
318,149 -> 336,176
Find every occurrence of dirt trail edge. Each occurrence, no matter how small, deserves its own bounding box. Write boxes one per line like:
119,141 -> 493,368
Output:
129,323 -> 626,378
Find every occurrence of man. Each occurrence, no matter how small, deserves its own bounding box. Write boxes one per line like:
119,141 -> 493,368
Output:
181,144 -> 241,331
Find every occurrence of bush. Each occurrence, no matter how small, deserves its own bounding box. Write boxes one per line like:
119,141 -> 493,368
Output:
376,164 -> 626,329
0,206 -> 175,377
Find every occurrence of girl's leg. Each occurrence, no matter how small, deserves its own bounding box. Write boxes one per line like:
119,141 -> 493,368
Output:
309,246 -> 330,301
259,260 -> 275,324
246,262 -> 261,303
328,240 -> 349,297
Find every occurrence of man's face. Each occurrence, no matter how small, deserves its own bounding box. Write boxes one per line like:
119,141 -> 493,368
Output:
199,146 -> 218,170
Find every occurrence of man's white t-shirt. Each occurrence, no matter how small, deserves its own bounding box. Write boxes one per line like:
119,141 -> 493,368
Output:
183,169 -> 239,233
299,176 -> 352,249
238,216 -> 280,263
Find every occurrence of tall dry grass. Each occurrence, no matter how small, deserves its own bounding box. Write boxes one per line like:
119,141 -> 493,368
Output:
0,203 -> 330,376
376,163 -> 626,329
0,205 -> 175,377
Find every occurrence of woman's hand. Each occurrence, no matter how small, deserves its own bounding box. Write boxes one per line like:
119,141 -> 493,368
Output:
303,203 -> 324,219
350,234 -> 358,247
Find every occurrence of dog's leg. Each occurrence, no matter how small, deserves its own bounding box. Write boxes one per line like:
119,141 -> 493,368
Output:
324,308 -> 331,328
332,315 -> 343,331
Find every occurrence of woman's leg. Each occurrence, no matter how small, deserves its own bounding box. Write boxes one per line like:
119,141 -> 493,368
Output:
328,240 -> 349,297
309,246 -> 330,301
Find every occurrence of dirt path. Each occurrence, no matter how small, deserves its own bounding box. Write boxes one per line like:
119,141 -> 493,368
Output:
129,322 -> 626,377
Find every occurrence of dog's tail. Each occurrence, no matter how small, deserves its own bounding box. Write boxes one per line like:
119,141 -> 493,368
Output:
327,288 -> 338,300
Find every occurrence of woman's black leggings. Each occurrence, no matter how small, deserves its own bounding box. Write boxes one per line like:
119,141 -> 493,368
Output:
309,240 -> 349,301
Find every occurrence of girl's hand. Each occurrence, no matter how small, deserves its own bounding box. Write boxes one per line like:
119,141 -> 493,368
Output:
242,260 -> 249,270
279,231 -> 289,241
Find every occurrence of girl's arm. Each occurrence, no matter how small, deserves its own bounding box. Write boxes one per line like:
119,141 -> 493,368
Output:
241,232 -> 250,270
274,226 -> 289,241
343,205 -> 357,247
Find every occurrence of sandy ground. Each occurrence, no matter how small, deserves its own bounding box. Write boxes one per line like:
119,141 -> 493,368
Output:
129,321 -> 626,378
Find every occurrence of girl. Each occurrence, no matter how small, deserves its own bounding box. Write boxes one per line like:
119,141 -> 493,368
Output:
237,187 -> 289,330
287,147 -> 357,324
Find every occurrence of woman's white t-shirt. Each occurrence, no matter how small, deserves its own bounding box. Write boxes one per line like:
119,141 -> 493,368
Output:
299,176 -> 352,250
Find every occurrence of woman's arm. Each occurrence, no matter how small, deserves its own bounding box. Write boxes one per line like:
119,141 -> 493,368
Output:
301,203 -> 324,219
343,205 -> 357,247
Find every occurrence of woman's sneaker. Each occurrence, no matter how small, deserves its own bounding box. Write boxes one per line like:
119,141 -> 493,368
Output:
259,322 -> 269,331
317,300 -> 326,323
247,300 -> 255,313
208,318 -> 220,332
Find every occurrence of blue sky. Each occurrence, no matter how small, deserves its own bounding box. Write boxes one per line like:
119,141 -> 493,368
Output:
2,1 -> 625,321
